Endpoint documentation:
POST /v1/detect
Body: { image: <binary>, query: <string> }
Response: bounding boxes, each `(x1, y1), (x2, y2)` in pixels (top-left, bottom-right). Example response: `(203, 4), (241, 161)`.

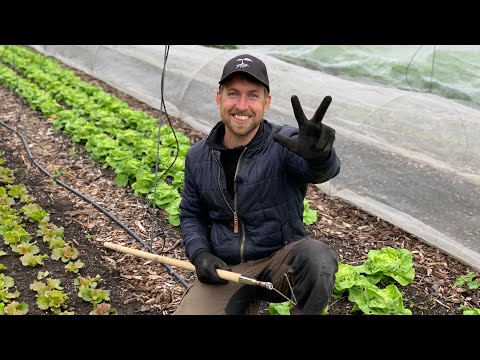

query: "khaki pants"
(174, 238), (338, 315)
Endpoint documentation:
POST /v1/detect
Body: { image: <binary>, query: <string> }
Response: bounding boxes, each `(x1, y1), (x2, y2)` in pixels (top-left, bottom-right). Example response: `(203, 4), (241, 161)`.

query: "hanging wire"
(405, 45), (437, 95)
(146, 45), (181, 252)
(148, 45), (168, 250)
(429, 45), (437, 93)
(405, 45), (423, 92)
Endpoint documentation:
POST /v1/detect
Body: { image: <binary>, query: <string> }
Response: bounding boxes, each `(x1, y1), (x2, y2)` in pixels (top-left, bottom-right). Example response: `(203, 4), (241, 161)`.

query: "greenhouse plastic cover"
(31, 45), (480, 271)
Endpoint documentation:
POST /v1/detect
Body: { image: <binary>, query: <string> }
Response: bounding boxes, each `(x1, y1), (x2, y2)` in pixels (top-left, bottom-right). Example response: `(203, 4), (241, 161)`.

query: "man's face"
(216, 74), (271, 145)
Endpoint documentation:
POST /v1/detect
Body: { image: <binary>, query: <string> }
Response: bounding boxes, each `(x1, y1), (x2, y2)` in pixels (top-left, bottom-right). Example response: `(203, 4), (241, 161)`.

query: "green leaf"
(2, 301), (29, 315)
(302, 199), (317, 225)
(268, 301), (292, 315)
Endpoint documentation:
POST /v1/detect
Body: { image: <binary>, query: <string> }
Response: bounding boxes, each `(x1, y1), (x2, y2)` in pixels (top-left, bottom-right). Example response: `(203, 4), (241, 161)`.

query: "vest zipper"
(234, 149), (247, 262)
(212, 147), (248, 263)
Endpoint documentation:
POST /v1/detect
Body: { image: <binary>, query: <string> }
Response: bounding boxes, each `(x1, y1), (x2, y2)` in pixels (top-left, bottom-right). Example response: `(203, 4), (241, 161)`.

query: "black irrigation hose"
(0, 119), (189, 289)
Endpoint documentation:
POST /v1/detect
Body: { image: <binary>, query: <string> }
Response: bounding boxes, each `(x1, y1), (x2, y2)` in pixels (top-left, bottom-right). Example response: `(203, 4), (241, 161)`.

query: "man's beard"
(224, 115), (260, 138)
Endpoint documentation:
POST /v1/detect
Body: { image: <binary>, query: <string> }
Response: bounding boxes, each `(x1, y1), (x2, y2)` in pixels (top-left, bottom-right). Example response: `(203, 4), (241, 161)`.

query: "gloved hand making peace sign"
(273, 95), (335, 162)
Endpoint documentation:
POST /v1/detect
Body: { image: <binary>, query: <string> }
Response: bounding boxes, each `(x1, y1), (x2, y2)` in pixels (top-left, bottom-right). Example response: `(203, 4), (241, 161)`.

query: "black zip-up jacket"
(180, 120), (341, 266)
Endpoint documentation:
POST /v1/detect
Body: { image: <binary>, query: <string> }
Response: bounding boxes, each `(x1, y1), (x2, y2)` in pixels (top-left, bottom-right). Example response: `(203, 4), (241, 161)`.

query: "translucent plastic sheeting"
(238, 45), (480, 111)
(31, 45), (480, 270)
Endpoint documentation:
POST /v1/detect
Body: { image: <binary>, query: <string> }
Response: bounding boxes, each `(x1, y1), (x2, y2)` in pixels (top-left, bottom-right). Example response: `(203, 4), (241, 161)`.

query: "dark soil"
(1, 50), (479, 316)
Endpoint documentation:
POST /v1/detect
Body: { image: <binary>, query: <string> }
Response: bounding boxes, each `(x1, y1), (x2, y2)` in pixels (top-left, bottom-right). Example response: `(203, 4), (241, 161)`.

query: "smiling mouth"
(233, 114), (250, 121)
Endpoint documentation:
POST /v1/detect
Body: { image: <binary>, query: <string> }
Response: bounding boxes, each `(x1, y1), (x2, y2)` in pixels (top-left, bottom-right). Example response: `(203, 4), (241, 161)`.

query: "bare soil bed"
(1, 56), (479, 316)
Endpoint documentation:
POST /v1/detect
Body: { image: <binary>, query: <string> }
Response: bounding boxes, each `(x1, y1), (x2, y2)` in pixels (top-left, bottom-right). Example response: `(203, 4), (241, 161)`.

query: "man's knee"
(289, 238), (338, 273)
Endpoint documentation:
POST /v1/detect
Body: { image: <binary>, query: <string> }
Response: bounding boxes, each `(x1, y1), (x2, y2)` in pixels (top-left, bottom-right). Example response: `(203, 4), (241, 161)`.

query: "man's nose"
(235, 95), (248, 111)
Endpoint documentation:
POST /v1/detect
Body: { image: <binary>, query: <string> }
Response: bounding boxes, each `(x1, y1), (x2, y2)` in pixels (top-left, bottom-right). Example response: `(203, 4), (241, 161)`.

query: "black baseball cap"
(219, 54), (270, 93)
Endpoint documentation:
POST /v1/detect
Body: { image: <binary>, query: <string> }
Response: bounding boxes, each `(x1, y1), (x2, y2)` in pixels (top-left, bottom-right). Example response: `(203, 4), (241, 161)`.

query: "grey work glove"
(191, 250), (231, 285)
(273, 95), (335, 162)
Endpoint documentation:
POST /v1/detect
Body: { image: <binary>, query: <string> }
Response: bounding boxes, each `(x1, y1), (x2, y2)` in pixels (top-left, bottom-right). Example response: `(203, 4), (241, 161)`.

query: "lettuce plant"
(90, 303), (117, 315)
(0, 301), (29, 315)
(30, 278), (69, 314)
(269, 301), (293, 315)
(303, 199), (317, 225)
(65, 259), (84, 274)
(74, 275), (111, 305)
(51, 245), (79, 263)
(459, 305), (480, 315)
(455, 272), (479, 290)
(20, 253), (48, 267)
(19, 203), (49, 223)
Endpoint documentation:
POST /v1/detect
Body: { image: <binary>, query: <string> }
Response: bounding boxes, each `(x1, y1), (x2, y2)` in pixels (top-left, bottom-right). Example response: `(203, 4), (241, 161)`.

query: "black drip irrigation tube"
(0, 119), (189, 289)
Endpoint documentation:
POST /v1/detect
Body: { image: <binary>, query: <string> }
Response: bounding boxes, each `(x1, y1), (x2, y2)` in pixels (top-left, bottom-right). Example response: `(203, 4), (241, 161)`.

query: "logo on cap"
(236, 58), (253, 68)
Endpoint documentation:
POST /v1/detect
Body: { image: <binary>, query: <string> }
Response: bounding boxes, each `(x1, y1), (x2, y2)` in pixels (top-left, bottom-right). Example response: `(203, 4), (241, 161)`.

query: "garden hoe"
(103, 242), (296, 304)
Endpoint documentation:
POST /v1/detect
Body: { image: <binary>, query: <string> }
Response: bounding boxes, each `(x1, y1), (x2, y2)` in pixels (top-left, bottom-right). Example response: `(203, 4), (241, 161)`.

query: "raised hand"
(273, 95), (335, 161)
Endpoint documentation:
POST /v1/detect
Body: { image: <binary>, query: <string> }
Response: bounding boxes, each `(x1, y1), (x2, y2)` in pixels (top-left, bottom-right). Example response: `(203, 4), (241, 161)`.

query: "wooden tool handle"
(103, 242), (241, 283)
